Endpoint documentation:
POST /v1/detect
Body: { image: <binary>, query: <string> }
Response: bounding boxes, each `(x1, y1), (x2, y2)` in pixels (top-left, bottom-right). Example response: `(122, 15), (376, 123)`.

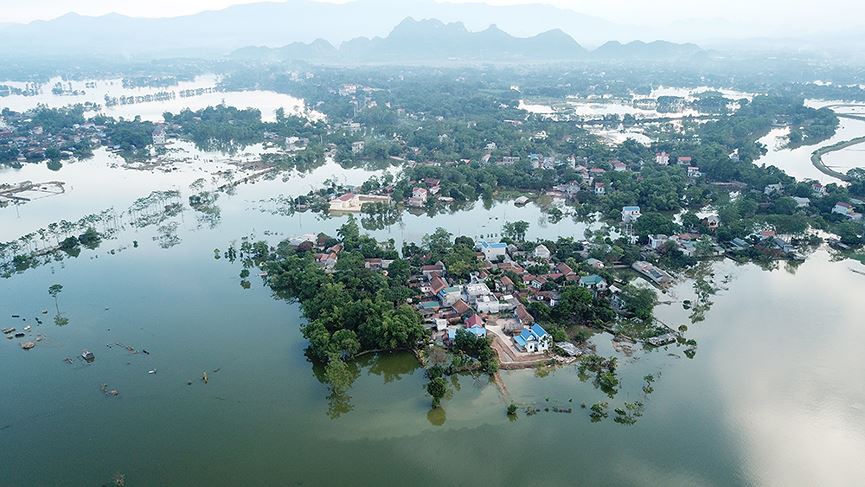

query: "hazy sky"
(1, 0), (863, 31)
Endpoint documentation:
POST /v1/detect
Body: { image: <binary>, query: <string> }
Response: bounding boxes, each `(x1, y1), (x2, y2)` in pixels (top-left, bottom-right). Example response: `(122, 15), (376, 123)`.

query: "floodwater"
(754, 102), (865, 184)
(0, 74), (318, 122)
(2, 87), (865, 486)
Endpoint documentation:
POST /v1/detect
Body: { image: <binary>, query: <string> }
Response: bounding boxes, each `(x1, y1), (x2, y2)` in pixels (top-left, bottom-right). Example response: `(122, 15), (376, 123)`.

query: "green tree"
(502, 220), (529, 242)
(48, 284), (63, 314)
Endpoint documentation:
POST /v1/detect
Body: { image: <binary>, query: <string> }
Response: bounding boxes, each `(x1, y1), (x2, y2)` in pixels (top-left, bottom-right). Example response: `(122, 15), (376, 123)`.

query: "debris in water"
(11, 314), (19, 318)
(202, 371), (208, 384)
(14, 333), (25, 338)
(212, 368), (221, 373)
(63, 358), (73, 365)
(21, 341), (35, 350)
(142, 349), (150, 355)
(147, 369), (157, 374)
(41, 310), (48, 314)
(99, 384), (119, 397)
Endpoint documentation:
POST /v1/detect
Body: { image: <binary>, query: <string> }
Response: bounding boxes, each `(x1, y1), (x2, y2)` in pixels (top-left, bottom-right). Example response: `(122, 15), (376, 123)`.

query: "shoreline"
(810, 135), (865, 182)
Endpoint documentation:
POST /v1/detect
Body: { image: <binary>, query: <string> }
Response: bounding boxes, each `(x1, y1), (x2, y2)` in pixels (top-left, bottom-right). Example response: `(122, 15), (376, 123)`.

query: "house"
(703, 215), (720, 230)
(527, 275), (547, 290)
(832, 202), (863, 220)
(579, 274), (608, 292)
(429, 275), (449, 295)
(465, 314), (484, 328)
(351, 141), (365, 154)
(448, 326), (486, 341)
(533, 244), (551, 260)
(464, 283), (492, 302)
(285, 136), (309, 151)
(687, 166), (701, 178)
(329, 193), (362, 212)
(655, 152), (670, 166)
(438, 286), (463, 306)
(632, 261), (673, 286)
(485, 142), (497, 151)
(594, 182), (606, 195)
(421, 263), (445, 278)
(408, 187), (429, 207)
(677, 156), (692, 165)
(764, 183), (784, 195)
(316, 252), (338, 272)
(152, 126), (166, 146)
(648, 234), (669, 250)
(497, 275), (515, 292)
(621, 206), (642, 223)
(812, 182), (827, 197)
(500, 156), (521, 165)
(514, 304), (534, 327)
(584, 258), (604, 270)
(478, 241), (507, 261)
(612, 160), (627, 172)
(513, 323), (551, 353)
(475, 294), (501, 313)
(555, 262), (574, 276)
(451, 299), (470, 316)
(423, 178), (441, 194)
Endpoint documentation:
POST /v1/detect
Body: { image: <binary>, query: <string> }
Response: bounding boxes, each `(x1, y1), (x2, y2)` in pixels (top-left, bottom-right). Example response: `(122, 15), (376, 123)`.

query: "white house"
(648, 234), (669, 250)
(475, 294), (501, 314)
(687, 166), (701, 178)
(408, 187), (429, 207)
(622, 206), (642, 223)
(152, 127), (167, 146)
(464, 282), (492, 302)
(437, 286), (462, 306)
(585, 258), (604, 269)
(329, 193), (362, 212)
(594, 182), (606, 195)
(478, 242), (507, 261)
(513, 324), (551, 353)
(764, 183), (783, 195)
(533, 244), (551, 260)
(351, 141), (365, 154)
(832, 202), (863, 220)
(655, 152), (670, 165)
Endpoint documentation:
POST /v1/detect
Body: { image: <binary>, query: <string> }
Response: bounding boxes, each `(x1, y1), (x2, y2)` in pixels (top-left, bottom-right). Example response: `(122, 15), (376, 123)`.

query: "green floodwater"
(2, 95), (865, 485)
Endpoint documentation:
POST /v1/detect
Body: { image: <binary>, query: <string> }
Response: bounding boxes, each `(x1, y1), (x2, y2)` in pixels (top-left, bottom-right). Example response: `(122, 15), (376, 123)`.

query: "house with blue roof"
(513, 323), (551, 353)
(448, 327), (487, 341)
(621, 206), (641, 223)
(478, 241), (508, 261)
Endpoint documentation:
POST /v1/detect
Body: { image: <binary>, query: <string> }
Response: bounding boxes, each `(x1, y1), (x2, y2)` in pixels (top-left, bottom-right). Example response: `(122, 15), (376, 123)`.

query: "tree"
(502, 220), (529, 242)
(427, 376), (448, 408)
(48, 284), (63, 314)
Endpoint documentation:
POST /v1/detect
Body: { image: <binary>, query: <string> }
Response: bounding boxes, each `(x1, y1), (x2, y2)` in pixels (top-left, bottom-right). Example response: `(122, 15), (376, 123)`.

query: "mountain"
(231, 19), (709, 64)
(335, 18), (586, 62)
(592, 40), (704, 60)
(0, 0), (624, 57)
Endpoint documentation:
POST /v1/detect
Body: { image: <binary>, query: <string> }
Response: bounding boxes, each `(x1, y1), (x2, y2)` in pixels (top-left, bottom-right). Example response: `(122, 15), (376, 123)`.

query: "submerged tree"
(48, 284), (63, 314)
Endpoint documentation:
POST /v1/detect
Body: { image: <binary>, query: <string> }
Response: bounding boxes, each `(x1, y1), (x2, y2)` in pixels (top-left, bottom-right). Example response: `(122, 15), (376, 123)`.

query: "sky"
(0, 0), (863, 32)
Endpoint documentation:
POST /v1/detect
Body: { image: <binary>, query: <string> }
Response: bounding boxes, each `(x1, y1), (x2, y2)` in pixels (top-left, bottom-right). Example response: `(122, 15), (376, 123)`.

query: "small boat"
(81, 350), (95, 363)
(23, 325), (31, 332)
(1, 327), (15, 334)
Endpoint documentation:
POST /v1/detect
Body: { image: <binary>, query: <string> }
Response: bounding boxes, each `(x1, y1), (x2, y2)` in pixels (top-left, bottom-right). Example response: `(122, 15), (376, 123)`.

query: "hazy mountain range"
(232, 18), (704, 63)
(0, 0), (858, 60)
